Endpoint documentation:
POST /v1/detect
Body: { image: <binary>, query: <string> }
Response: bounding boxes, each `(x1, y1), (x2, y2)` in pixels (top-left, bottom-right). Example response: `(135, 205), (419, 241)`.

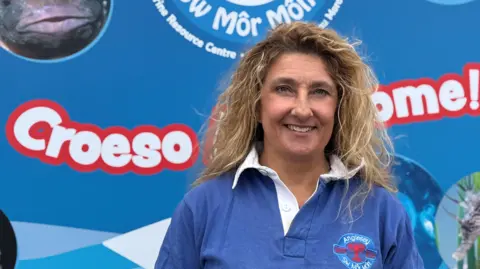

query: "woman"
(155, 21), (425, 268)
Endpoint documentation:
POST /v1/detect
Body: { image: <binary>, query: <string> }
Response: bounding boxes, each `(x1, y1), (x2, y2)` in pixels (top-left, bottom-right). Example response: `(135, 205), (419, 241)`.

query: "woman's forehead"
(262, 53), (336, 89)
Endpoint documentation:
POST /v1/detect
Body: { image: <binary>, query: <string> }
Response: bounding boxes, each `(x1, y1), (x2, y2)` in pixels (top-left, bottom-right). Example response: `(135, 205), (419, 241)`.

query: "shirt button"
(282, 203), (291, 212)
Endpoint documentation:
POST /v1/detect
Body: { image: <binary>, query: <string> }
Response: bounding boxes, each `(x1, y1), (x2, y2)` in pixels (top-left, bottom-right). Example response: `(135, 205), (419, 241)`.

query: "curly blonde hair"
(194, 21), (397, 214)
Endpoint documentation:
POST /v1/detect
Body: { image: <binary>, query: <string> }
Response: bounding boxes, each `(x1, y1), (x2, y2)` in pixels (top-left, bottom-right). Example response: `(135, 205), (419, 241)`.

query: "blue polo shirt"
(154, 149), (425, 269)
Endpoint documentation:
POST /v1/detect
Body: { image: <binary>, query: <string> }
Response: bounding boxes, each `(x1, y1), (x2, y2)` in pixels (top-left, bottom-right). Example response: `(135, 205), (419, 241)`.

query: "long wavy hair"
(194, 21), (397, 217)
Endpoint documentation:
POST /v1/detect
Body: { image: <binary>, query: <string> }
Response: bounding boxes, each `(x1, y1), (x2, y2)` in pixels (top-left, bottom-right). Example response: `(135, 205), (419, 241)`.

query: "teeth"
(287, 125), (313, 132)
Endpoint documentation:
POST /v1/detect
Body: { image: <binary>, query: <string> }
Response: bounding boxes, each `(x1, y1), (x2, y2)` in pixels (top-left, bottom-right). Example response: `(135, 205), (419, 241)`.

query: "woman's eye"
(313, 89), (328, 96)
(276, 86), (291, 93)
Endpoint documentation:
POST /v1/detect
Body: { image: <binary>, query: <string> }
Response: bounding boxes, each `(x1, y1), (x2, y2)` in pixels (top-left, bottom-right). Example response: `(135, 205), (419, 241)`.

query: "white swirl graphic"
(225, 0), (275, 6)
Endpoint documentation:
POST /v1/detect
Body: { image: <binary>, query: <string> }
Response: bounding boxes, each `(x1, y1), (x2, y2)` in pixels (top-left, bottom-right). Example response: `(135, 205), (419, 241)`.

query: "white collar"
(232, 145), (365, 189)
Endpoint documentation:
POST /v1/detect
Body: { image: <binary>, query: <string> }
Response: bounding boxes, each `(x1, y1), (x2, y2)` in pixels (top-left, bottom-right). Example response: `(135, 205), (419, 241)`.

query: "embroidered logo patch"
(333, 233), (377, 269)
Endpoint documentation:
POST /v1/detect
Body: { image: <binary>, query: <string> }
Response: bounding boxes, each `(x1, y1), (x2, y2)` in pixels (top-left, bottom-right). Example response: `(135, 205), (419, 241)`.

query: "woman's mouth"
(285, 124), (316, 133)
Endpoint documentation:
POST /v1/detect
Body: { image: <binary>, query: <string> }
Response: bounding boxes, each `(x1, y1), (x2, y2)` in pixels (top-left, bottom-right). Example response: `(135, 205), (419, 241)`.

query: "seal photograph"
(0, 0), (111, 60)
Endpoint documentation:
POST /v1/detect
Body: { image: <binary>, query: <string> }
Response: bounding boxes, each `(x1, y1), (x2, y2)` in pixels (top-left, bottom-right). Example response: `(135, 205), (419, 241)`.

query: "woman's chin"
(283, 146), (318, 160)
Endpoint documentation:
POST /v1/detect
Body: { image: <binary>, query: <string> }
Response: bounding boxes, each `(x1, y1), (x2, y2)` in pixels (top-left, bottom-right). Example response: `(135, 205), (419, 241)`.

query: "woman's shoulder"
(363, 180), (411, 225)
(181, 172), (236, 212)
(341, 176), (408, 221)
(369, 183), (403, 206)
(363, 182), (425, 267)
(345, 176), (404, 206)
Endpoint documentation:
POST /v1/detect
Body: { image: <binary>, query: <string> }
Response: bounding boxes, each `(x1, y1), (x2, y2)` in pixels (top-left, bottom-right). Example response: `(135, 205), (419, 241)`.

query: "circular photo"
(435, 172), (480, 269)
(0, 0), (112, 62)
(391, 154), (444, 268)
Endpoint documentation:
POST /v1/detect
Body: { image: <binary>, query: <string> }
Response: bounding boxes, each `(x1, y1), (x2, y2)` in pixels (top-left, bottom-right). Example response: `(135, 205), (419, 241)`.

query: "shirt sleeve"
(383, 209), (425, 269)
(154, 199), (201, 269)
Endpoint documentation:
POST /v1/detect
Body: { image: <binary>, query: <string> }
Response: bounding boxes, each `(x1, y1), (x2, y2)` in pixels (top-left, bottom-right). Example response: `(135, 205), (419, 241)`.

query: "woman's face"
(259, 52), (338, 159)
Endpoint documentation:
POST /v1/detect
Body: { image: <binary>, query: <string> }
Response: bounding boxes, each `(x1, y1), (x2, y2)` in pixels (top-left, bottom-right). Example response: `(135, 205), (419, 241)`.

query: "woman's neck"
(259, 147), (330, 206)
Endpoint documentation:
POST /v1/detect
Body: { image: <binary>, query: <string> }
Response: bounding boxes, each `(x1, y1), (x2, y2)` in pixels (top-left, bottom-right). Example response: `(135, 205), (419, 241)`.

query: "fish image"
(0, 0), (110, 60)
(443, 178), (480, 262)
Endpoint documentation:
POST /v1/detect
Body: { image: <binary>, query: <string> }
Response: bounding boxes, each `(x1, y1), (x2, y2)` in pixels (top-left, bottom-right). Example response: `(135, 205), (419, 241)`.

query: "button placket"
(281, 203), (291, 212)
(273, 179), (299, 235)
(258, 166), (301, 235)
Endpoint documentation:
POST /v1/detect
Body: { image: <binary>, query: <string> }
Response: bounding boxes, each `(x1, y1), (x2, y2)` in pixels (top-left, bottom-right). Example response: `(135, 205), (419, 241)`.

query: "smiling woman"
(0, 0), (111, 61)
(154, 21), (426, 269)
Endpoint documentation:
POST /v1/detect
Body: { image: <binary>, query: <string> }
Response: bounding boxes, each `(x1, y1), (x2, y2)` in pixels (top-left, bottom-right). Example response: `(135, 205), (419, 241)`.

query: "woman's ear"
(256, 100), (262, 123)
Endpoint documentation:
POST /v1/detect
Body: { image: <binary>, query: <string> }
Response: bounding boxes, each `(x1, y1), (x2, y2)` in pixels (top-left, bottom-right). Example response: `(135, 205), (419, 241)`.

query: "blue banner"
(1, 0), (479, 268)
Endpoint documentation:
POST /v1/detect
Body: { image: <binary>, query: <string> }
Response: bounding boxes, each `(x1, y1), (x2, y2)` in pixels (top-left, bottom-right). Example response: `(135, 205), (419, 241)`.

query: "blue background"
(1, 0), (479, 268)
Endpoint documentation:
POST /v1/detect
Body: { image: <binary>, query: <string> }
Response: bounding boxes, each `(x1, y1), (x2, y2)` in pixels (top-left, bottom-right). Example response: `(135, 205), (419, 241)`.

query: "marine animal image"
(443, 177), (480, 262)
(0, 0), (110, 60)
(391, 154), (444, 268)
